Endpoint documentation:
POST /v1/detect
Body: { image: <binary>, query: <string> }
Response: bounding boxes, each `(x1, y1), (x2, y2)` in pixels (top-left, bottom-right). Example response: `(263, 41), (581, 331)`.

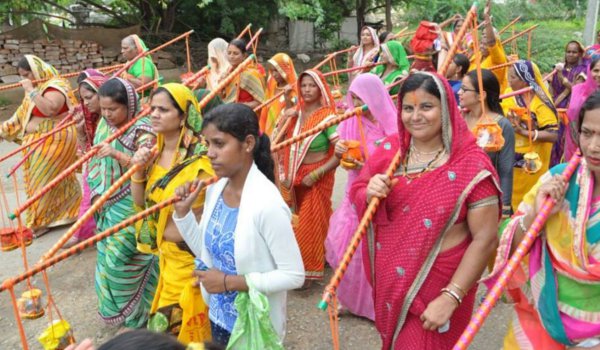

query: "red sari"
(350, 72), (501, 349)
(274, 69), (338, 280)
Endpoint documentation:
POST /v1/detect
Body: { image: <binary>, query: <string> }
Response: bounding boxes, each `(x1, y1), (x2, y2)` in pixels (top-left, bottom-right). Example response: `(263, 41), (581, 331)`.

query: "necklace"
(402, 147), (446, 182)
(409, 143), (444, 163)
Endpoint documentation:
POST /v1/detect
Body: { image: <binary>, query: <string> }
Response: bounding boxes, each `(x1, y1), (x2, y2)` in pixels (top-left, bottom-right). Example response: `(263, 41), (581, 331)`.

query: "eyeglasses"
(459, 87), (478, 93)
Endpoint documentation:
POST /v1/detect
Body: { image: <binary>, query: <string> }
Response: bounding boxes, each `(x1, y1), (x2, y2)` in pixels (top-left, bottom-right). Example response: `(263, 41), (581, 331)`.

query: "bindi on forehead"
(404, 92), (418, 106)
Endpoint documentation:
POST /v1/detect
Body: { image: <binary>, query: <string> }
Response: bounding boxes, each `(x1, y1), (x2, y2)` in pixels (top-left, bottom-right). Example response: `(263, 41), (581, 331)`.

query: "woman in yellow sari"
(259, 53), (298, 137)
(221, 39), (265, 109)
(0, 55), (81, 237)
(502, 60), (558, 209)
(131, 83), (213, 343)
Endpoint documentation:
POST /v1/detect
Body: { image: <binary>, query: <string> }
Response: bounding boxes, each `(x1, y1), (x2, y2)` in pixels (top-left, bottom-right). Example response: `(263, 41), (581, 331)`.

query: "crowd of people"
(2, 1), (600, 348)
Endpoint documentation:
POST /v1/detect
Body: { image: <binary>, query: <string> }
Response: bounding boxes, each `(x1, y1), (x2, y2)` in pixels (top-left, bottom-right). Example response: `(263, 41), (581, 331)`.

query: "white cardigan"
(173, 163), (305, 339)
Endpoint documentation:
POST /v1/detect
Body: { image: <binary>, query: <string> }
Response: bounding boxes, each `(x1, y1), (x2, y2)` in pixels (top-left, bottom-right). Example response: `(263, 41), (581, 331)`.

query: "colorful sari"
(125, 34), (159, 97)
(273, 69), (339, 280)
(566, 64), (599, 161)
(486, 160), (600, 349)
(0, 55), (81, 230)
(325, 73), (398, 320)
(222, 61), (265, 104)
(260, 53), (298, 136)
(88, 78), (158, 328)
(371, 41), (409, 96)
(207, 38), (230, 90)
(501, 60), (558, 210)
(135, 84), (213, 343)
(349, 72), (501, 349)
(71, 74), (108, 242)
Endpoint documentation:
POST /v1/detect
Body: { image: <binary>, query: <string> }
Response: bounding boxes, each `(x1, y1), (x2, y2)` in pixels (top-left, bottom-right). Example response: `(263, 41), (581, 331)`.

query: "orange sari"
(260, 53), (298, 136)
(274, 69), (338, 280)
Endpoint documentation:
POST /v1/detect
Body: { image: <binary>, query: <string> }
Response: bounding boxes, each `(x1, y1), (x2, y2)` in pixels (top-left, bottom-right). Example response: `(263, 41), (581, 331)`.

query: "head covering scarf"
(207, 38), (230, 89)
(298, 69), (336, 110)
(155, 83), (204, 161)
(260, 53), (298, 135)
(372, 41), (410, 94)
(81, 68), (104, 79)
(126, 34), (149, 54)
(113, 77), (139, 121)
(1, 55), (75, 141)
(513, 60), (556, 113)
(79, 74), (108, 148)
(550, 41), (586, 108)
(349, 73), (500, 349)
(339, 73), (398, 144)
(353, 26), (381, 67)
(566, 59), (600, 159)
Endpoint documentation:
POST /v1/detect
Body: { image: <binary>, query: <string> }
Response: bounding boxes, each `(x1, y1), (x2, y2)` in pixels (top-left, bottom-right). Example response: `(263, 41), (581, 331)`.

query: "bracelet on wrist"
(223, 274), (229, 293)
(440, 290), (460, 307)
(448, 281), (466, 297)
(131, 176), (147, 184)
(440, 287), (462, 305)
(29, 89), (39, 100)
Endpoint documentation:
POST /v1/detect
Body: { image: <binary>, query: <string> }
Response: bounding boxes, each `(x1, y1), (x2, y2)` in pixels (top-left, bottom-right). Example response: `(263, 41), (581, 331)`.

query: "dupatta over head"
(353, 26), (381, 66)
(260, 53), (298, 135)
(207, 38), (230, 89)
(513, 60), (556, 114)
(350, 72), (500, 349)
(566, 61), (599, 159)
(79, 74), (108, 149)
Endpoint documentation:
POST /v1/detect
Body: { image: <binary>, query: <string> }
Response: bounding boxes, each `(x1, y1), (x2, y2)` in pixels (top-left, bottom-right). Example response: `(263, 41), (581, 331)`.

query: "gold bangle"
(449, 282), (467, 296)
(440, 290), (460, 307)
(131, 176), (147, 184)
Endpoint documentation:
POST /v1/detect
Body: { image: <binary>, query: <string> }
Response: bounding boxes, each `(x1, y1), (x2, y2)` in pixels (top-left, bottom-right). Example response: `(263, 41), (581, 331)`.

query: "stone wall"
(0, 35), (121, 83)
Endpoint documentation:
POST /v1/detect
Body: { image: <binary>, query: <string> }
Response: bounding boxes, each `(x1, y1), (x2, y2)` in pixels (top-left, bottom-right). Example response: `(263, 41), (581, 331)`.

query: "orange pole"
(39, 149), (157, 261)
(322, 62), (384, 77)
(499, 69), (557, 99)
(501, 24), (539, 46)
(0, 63), (124, 92)
(245, 28), (263, 51)
(489, 60), (517, 71)
(439, 3), (477, 76)
(111, 30), (194, 78)
(1, 176), (219, 294)
(197, 54), (256, 110)
(498, 16), (522, 35)
(236, 24), (252, 39)
(314, 46), (358, 70)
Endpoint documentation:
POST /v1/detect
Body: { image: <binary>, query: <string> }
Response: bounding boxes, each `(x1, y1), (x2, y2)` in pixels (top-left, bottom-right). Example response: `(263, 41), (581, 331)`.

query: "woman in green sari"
(88, 77), (158, 329)
(371, 41), (410, 95)
(121, 34), (159, 97)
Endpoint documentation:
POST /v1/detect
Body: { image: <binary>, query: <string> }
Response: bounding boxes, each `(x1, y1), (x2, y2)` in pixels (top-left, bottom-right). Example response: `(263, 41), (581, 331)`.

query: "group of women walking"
(3, 4), (600, 348)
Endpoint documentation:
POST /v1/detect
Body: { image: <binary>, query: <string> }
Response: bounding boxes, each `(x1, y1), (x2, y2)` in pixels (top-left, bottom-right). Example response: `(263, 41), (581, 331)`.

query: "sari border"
(390, 169), (494, 347)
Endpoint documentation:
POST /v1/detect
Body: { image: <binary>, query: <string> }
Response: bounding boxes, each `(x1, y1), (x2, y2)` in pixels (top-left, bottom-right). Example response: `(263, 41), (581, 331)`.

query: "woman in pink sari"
(565, 56), (600, 161)
(350, 72), (501, 349)
(325, 73), (398, 320)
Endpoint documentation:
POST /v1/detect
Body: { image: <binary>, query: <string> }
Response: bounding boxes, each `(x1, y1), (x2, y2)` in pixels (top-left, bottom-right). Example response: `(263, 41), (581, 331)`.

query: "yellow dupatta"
(0, 55), (75, 142)
(222, 62), (265, 103)
(260, 53), (298, 136)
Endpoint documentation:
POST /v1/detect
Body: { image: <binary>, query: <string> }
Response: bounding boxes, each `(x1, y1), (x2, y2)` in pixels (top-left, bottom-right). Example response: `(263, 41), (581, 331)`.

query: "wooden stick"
(271, 106), (367, 152)
(318, 145), (404, 310)
(236, 23), (252, 39)
(322, 62), (384, 77)
(5, 120), (76, 178)
(498, 16), (522, 35)
(38, 148), (157, 261)
(9, 105), (151, 220)
(1, 177), (219, 294)
(0, 63), (124, 92)
(0, 114), (74, 164)
(313, 47), (358, 70)
(501, 24), (539, 46)
(111, 30), (194, 78)
(453, 151), (582, 350)
(439, 3), (478, 76)
(245, 28), (263, 51)
(197, 54), (255, 110)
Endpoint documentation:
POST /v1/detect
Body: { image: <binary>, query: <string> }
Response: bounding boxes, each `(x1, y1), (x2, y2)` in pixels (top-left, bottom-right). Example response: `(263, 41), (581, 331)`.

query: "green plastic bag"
(226, 281), (284, 350)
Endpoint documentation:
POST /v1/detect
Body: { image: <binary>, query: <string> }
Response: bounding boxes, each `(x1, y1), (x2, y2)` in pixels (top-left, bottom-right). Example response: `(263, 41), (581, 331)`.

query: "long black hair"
(202, 103), (275, 182)
(465, 69), (504, 116)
